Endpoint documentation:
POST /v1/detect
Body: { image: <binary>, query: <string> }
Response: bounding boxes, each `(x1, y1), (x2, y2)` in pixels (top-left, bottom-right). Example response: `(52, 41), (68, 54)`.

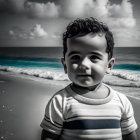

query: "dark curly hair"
(63, 17), (114, 60)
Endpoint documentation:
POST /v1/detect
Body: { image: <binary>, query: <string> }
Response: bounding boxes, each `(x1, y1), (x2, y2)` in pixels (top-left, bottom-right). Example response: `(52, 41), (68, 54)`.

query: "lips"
(77, 74), (92, 77)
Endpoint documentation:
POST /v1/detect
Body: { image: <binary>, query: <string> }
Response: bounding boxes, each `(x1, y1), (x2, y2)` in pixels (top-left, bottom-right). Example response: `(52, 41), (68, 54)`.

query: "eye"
(70, 55), (80, 61)
(90, 55), (100, 62)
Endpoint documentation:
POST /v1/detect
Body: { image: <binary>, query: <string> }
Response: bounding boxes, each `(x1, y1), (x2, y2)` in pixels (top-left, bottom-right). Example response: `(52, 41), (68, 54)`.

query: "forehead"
(67, 33), (107, 53)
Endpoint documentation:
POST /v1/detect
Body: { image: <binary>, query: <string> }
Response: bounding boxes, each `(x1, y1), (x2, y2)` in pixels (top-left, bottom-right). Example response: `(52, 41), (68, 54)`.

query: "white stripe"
(65, 116), (120, 122)
(66, 109), (121, 119)
(121, 123), (138, 134)
(63, 128), (121, 135)
(66, 101), (123, 110)
(61, 129), (122, 139)
(121, 117), (134, 127)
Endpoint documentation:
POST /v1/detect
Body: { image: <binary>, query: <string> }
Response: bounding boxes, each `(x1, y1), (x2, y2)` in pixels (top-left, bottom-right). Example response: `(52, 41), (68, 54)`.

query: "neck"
(71, 82), (102, 94)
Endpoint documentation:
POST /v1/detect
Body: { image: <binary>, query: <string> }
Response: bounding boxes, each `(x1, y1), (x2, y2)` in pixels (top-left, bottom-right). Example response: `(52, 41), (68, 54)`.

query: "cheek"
(67, 63), (78, 80)
(68, 62), (78, 70)
(91, 63), (107, 75)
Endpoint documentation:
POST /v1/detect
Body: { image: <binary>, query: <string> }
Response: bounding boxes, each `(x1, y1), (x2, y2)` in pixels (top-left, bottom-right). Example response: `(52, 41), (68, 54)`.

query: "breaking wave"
(0, 66), (140, 88)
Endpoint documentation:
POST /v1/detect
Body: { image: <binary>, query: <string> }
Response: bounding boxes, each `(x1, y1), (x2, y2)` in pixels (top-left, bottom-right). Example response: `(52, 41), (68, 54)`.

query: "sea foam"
(111, 70), (140, 82)
(0, 66), (68, 81)
(0, 66), (140, 88)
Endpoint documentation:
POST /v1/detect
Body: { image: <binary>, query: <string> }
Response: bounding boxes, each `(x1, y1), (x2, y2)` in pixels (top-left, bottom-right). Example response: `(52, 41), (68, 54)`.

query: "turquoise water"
(0, 56), (62, 68)
(0, 56), (140, 71)
(114, 64), (140, 71)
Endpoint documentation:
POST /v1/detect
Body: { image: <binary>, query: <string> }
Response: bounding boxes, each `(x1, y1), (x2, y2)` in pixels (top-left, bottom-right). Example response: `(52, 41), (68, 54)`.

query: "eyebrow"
(68, 51), (80, 57)
(68, 51), (103, 57)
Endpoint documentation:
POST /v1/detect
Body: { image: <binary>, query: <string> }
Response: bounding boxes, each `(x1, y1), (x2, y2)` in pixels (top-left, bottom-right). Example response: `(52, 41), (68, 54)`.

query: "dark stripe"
(63, 119), (120, 129)
(45, 115), (62, 126)
(44, 118), (62, 128)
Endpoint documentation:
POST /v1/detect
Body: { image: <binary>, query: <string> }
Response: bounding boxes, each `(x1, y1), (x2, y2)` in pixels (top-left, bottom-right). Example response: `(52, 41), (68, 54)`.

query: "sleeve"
(120, 95), (138, 135)
(40, 94), (64, 135)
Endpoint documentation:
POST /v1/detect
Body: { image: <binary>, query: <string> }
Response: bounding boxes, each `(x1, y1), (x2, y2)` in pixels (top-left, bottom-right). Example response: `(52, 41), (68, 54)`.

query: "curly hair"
(63, 17), (114, 60)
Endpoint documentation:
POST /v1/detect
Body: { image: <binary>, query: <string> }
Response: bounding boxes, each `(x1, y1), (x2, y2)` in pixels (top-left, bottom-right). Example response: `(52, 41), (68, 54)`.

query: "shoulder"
(108, 86), (133, 112)
(48, 84), (72, 107)
(104, 84), (127, 100)
(45, 85), (73, 116)
(48, 88), (66, 106)
(106, 84), (129, 101)
(51, 84), (71, 100)
(113, 90), (131, 105)
(105, 84), (131, 106)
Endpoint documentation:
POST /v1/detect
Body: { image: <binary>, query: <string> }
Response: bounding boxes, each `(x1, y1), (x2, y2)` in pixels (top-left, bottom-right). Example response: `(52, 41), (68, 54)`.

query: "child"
(40, 18), (138, 140)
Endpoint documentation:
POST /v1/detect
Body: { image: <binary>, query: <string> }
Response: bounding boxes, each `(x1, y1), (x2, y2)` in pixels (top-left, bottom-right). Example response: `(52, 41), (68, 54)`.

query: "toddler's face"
(62, 33), (114, 88)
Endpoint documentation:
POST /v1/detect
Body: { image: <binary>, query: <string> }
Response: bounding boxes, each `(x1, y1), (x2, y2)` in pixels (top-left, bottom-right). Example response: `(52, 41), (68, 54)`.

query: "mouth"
(77, 74), (92, 77)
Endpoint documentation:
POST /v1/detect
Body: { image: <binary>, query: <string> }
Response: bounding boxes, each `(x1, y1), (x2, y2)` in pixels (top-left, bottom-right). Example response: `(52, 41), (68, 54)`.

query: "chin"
(76, 81), (96, 88)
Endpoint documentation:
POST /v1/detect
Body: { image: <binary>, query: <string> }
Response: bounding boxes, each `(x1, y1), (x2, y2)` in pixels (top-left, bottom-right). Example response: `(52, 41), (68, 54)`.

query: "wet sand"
(0, 71), (139, 139)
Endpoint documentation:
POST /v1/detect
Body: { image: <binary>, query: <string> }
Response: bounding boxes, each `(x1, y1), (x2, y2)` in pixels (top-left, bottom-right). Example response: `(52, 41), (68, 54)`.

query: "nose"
(79, 57), (90, 70)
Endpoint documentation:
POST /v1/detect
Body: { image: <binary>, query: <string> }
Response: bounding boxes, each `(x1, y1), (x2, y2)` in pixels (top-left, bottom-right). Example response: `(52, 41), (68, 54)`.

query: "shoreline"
(1, 70), (140, 98)
(0, 70), (70, 87)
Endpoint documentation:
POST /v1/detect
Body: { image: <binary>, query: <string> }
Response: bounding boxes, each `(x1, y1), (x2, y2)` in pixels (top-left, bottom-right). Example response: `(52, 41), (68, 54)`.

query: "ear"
(61, 58), (67, 73)
(106, 58), (115, 74)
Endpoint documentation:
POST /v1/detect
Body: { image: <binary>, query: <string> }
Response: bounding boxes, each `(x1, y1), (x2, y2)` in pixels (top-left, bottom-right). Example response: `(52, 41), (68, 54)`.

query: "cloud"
(24, 1), (60, 18)
(112, 27), (140, 46)
(0, 0), (137, 29)
(59, 0), (92, 18)
(29, 24), (48, 39)
(0, 0), (136, 28)
(59, 0), (135, 28)
(51, 32), (61, 39)
(0, 0), (59, 18)
(9, 26), (28, 39)
(9, 24), (48, 39)
(108, 0), (136, 27)
(59, 0), (110, 19)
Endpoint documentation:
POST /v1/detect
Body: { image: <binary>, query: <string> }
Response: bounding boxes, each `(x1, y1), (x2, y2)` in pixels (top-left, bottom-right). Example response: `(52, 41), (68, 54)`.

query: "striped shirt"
(40, 84), (138, 140)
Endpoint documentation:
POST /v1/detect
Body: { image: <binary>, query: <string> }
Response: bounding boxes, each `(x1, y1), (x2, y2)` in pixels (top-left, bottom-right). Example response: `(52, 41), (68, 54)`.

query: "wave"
(0, 66), (140, 88)
(103, 81), (140, 88)
(0, 66), (68, 81)
(111, 70), (140, 82)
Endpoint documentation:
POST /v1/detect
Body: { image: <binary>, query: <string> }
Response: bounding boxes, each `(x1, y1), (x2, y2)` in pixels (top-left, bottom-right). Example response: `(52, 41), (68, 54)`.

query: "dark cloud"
(0, 0), (25, 14)
(27, 0), (59, 4)
(27, 0), (60, 4)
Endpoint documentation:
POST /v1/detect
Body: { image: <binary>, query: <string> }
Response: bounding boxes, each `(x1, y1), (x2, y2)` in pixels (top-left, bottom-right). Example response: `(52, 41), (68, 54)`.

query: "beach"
(0, 71), (68, 140)
(0, 71), (140, 140)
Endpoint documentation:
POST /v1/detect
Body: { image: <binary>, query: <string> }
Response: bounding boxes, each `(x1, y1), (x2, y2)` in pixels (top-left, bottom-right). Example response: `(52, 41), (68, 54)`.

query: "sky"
(0, 0), (140, 47)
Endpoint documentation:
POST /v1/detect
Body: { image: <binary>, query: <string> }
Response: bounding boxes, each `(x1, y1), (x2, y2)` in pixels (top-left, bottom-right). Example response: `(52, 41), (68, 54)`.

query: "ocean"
(0, 47), (140, 89)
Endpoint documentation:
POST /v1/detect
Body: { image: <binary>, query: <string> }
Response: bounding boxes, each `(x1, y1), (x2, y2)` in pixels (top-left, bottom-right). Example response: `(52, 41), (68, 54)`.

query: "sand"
(0, 71), (139, 140)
